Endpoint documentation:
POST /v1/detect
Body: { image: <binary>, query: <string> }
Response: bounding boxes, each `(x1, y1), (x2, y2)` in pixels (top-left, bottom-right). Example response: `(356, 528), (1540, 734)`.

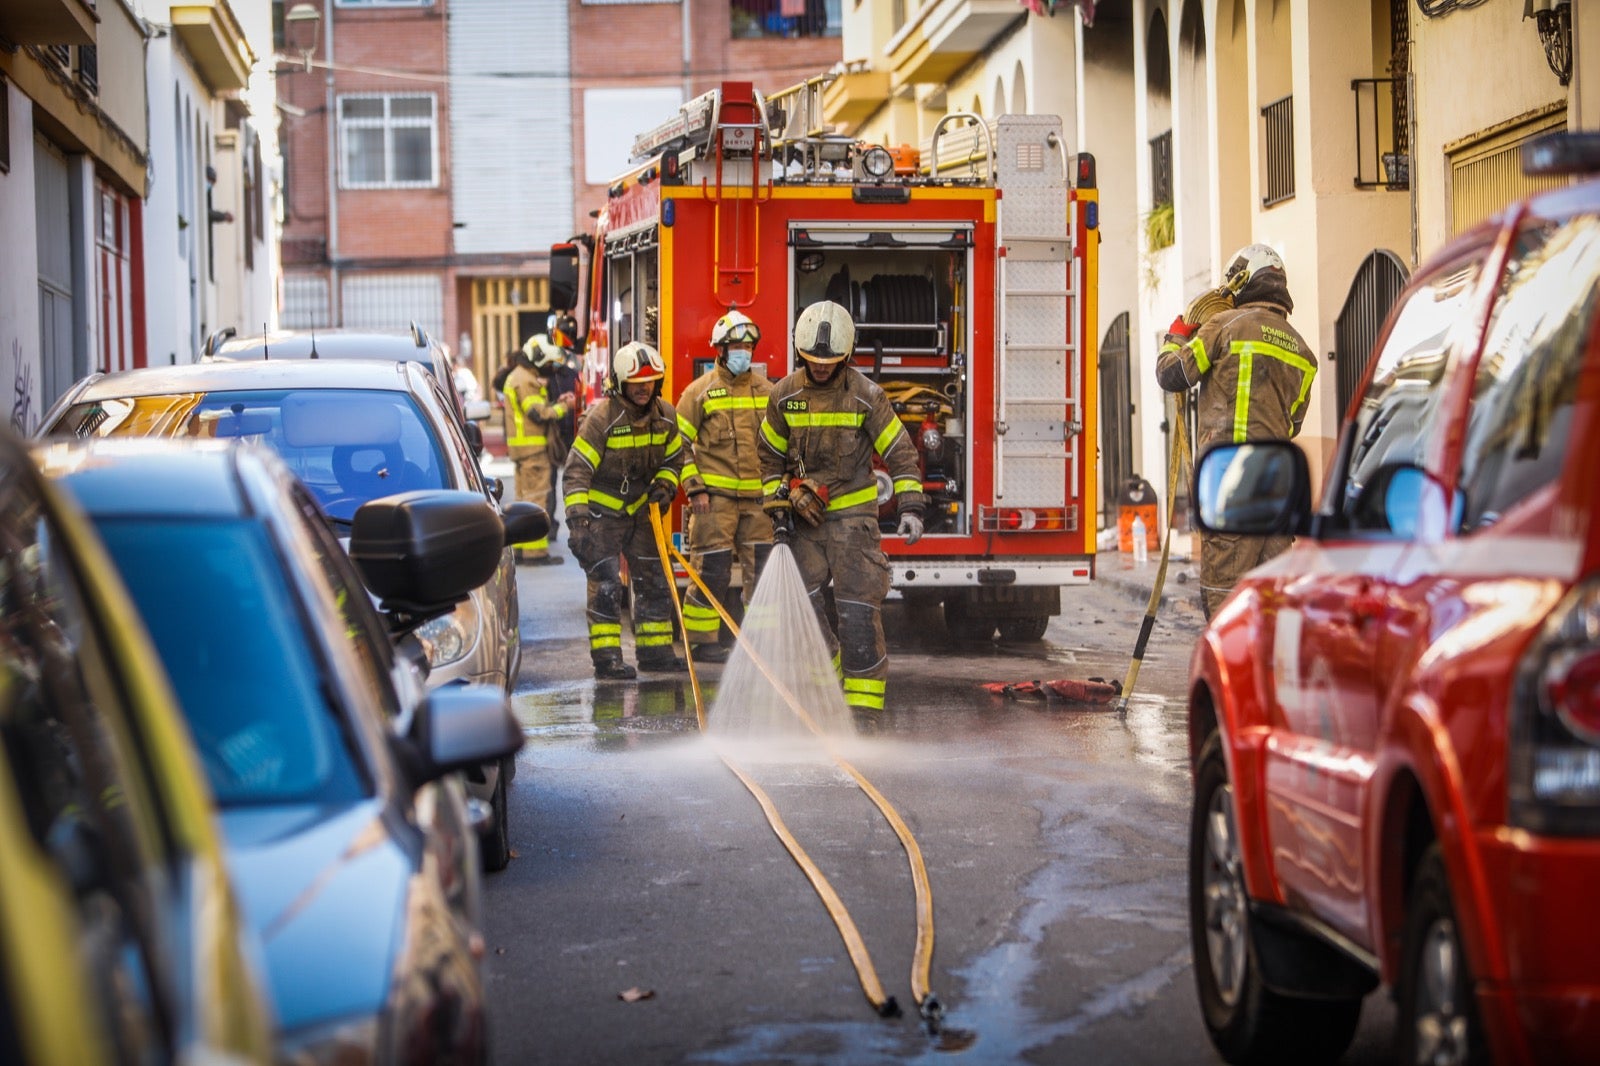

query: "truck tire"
(942, 598), (995, 643)
(1189, 732), (1361, 1064)
(480, 757), (512, 873)
(997, 615), (1049, 643)
(1397, 844), (1486, 1066)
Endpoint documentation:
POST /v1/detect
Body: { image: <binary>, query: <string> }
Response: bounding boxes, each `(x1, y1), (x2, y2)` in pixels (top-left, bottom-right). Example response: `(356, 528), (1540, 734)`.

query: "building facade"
(817, 0), (1594, 528)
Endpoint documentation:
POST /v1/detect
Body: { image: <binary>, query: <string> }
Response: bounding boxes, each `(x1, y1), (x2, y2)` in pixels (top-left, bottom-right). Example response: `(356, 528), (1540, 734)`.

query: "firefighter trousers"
(789, 515), (892, 712)
(683, 495), (770, 646)
(510, 449), (554, 556)
(1198, 530), (1292, 620)
(572, 510), (677, 669)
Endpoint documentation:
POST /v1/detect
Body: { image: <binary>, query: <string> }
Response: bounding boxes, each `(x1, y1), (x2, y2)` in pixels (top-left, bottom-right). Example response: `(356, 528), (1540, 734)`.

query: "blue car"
(38, 437), (528, 1065)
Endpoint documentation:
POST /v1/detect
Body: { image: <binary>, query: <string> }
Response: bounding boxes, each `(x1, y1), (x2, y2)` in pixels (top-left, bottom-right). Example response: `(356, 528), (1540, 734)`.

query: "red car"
(1185, 135), (1600, 1066)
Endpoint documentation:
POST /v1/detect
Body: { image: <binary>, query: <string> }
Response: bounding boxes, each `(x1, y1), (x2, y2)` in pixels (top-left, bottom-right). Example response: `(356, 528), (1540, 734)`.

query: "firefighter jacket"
(562, 394), (684, 519)
(676, 363), (772, 501)
(1155, 299), (1318, 454)
(759, 365), (926, 520)
(503, 364), (569, 459)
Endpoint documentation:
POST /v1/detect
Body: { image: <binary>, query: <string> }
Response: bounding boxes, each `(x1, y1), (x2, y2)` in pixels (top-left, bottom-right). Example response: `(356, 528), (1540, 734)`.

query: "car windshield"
(53, 388), (449, 521)
(92, 516), (367, 807)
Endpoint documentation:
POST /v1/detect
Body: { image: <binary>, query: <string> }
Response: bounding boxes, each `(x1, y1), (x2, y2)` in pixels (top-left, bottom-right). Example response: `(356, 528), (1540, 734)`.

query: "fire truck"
(550, 78), (1099, 642)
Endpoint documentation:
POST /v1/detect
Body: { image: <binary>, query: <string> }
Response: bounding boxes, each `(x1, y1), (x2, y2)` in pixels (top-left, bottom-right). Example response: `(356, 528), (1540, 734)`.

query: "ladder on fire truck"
(930, 114), (1083, 522)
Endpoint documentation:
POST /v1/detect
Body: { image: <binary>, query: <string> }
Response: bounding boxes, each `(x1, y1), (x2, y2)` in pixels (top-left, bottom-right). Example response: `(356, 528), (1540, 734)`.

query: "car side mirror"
(1193, 441), (1311, 536)
(462, 399), (492, 424)
(349, 491), (504, 611)
(400, 683), (523, 787)
(501, 501), (549, 547)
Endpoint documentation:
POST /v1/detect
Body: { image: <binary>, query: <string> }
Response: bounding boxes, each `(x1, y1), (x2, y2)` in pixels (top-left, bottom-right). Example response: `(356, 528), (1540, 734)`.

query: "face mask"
(724, 349), (753, 375)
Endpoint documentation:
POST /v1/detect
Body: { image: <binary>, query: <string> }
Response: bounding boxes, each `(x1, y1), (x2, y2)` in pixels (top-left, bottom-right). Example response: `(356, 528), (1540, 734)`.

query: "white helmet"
(793, 300), (855, 364)
(609, 340), (665, 394)
(523, 333), (565, 369)
(1222, 243), (1286, 295)
(710, 310), (761, 349)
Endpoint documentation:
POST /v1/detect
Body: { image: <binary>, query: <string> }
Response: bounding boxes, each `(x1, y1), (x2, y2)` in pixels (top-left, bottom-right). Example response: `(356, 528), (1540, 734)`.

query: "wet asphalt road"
(484, 546), (1396, 1065)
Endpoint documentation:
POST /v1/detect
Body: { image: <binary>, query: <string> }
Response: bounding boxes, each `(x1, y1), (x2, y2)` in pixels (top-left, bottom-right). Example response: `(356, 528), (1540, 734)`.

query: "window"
(730, 0), (841, 39)
(1455, 213), (1600, 532)
(339, 94), (438, 188)
(1331, 249), (1486, 534)
(336, 0), (433, 6)
(1, 76), (9, 173)
(1260, 94), (1294, 207)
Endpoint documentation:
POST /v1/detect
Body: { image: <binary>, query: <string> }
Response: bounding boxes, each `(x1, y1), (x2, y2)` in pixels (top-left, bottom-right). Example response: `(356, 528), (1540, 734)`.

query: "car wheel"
(1189, 733), (1361, 1064)
(480, 758), (511, 873)
(1397, 844), (1486, 1066)
(997, 615), (1049, 643)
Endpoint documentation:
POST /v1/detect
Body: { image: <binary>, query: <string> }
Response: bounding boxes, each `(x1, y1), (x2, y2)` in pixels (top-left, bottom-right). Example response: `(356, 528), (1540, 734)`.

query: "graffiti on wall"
(9, 338), (34, 435)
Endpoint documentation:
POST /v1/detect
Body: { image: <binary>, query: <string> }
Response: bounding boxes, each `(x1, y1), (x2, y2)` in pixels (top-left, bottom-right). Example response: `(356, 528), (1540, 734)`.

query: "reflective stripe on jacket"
(562, 395), (684, 517)
(758, 365), (925, 518)
(676, 364), (772, 500)
(504, 365), (567, 454)
(1155, 300), (1318, 453)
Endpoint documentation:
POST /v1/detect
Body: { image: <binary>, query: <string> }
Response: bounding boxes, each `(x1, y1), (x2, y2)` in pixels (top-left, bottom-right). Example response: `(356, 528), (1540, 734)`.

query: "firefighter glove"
(1166, 314), (1197, 340)
(566, 514), (592, 557)
(896, 509), (924, 546)
(647, 478), (678, 509)
(789, 477), (828, 527)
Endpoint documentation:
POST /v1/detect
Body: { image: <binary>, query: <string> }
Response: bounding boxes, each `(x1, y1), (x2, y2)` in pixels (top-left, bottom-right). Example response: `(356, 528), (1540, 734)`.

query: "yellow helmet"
(793, 300), (855, 364)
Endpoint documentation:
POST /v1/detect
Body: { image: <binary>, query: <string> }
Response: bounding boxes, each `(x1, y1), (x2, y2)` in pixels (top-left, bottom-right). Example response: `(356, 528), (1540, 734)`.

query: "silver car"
(38, 437), (525, 1064)
(40, 359), (539, 869)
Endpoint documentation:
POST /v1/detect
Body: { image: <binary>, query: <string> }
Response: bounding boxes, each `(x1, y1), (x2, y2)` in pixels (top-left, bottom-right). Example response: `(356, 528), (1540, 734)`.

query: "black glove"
(769, 504), (795, 545)
(647, 479), (677, 509)
(566, 514), (592, 557)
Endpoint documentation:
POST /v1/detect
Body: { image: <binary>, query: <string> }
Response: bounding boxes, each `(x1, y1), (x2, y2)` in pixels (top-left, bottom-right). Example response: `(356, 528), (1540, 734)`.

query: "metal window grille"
(1149, 130), (1172, 208)
(730, 0), (842, 40)
(338, 94), (438, 189)
(45, 45), (71, 68)
(1352, 78), (1407, 189)
(77, 46), (98, 94)
(0, 77), (9, 174)
(1260, 94), (1294, 207)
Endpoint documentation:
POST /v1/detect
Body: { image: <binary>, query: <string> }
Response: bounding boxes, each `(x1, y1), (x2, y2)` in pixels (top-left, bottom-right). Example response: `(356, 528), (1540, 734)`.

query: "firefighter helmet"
(523, 333), (565, 369)
(1222, 243), (1286, 296)
(710, 310), (761, 349)
(608, 341), (665, 394)
(793, 300), (855, 364)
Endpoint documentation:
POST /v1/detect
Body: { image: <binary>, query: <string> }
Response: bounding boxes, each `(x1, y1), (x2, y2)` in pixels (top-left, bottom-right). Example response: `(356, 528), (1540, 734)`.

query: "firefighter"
(504, 334), (576, 565)
(675, 311), (774, 664)
(759, 300), (925, 714)
(563, 341), (687, 680)
(1157, 242), (1318, 619)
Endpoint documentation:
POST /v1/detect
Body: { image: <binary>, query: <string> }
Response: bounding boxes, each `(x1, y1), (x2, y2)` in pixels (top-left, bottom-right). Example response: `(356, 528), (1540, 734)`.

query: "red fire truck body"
(560, 79), (1099, 640)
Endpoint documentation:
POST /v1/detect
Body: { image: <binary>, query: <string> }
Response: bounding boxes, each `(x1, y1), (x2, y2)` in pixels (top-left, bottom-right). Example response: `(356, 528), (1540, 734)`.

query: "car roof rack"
(409, 322), (430, 348)
(1522, 131), (1600, 176)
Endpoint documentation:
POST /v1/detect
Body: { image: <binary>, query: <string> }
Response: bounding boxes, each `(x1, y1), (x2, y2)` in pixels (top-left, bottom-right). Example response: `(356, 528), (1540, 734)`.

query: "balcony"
(821, 64), (892, 129)
(884, 0), (1021, 90)
(0, 0), (96, 45)
(172, 1), (256, 93)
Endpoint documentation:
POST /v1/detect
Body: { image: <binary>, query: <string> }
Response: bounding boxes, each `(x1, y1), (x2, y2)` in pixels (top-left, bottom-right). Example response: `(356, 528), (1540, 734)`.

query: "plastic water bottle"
(1131, 515), (1149, 566)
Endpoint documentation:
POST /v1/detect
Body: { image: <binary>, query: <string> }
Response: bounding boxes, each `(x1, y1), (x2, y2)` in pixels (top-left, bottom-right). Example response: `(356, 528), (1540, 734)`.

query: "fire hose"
(1115, 389), (1191, 715)
(647, 505), (942, 1028)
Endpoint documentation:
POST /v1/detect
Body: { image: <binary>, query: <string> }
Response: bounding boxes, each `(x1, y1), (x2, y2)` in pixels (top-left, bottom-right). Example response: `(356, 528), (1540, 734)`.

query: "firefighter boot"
(594, 654), (638, 681)
(692, 642), (731, 664)
(637, 651), (687, 673)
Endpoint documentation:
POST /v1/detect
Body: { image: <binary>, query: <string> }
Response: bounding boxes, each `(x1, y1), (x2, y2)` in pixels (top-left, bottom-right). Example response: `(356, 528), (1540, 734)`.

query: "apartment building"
(816, 0), (1594, 527)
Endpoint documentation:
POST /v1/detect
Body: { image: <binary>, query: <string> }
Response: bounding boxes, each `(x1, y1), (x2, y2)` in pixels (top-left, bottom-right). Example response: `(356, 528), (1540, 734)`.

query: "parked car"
(38, 436), (526, 1064)
(39, 359), (545, 869)
(202, 323), (492, 433)
(1184, 138), (1600, 1065)
(0, 424), (275, 1065)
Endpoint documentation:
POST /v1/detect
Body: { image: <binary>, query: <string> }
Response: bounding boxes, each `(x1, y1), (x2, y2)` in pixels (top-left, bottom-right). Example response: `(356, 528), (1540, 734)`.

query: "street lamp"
(285, 3), (321, 73)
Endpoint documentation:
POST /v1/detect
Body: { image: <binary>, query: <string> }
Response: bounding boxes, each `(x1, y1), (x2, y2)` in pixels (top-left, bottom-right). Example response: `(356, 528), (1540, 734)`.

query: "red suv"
(1185, 135), (1600, 1066)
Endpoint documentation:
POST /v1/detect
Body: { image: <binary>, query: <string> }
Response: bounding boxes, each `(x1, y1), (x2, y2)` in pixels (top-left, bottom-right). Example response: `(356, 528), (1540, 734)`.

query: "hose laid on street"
(1116, 391), (1191, 715)
(648, 505), (940, 1022)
